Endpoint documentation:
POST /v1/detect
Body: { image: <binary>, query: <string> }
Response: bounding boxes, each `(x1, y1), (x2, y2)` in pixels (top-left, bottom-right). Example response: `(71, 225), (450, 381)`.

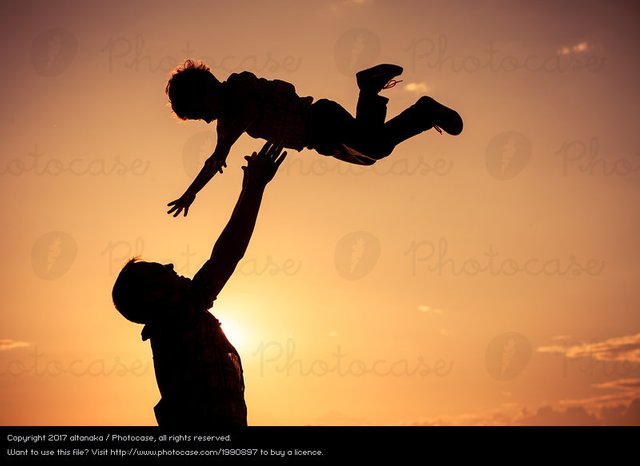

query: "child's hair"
(165, 59), (220, 120)
(112, 257), (153, 324)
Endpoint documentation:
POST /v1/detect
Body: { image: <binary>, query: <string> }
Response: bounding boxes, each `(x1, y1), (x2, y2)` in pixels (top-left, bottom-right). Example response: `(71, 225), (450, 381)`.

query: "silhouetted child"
(165, 59), (463, 216)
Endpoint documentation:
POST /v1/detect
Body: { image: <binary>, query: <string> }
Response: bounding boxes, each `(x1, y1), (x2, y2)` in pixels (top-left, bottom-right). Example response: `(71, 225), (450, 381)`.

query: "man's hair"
(165, 59), (219, 120)
(112, 257), (153, 324)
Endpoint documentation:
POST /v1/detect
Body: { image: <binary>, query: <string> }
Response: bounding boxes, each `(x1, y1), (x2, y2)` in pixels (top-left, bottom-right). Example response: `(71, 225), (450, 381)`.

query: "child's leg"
(379, 97), (463, 158)
(348, 64), (405, 156)
(308, 96), (462, 162)
(306, 65), (405, 163)
(354, 64), (403, 130)
(355, 93), (388, 134)
(353, 64), (463, 160)
(308, 99), (395, 161)
(309, 96), (391, 165)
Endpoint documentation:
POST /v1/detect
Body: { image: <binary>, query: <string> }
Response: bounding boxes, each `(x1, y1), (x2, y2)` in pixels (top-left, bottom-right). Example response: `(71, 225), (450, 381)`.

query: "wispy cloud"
(537, 332), (640, 363)
(403, 375), (640, 426)
(417, 304), (443, 314)
(404, 82), (431, 95)
(0, 339), (31, 351)
(594, 377), (640, 391)
(329, 0), (369, 13)
(407, 396), (640, 426)
(557, 41), (590, 56)
(557, 377), (640, 412)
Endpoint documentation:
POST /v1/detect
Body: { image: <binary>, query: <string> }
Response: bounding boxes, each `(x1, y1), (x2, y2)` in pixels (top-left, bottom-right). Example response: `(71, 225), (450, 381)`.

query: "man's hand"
(197, 141), (287, 301)
(241, 141), (287, 189)
(167, 191), (196, 217)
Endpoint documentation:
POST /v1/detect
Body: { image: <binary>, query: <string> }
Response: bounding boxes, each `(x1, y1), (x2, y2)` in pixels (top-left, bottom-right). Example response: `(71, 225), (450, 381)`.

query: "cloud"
(418, 304), (443, 314)
(517, 396), (640, 425)
(407, 398), (640, 426)
(405, 377), (640, 426)
(537, 332), (640, 363)
(557, 41), (590, 56)
(0, 339), (31, 351)
(555, 391), (640, 426)
(515, 405), (600, 426)
(329, 0), (368, 12)
(556, 377), (640, 413)
(404, 82), (431, 95)
(594, 377), (640, 391)
(405, 335), (640, 426)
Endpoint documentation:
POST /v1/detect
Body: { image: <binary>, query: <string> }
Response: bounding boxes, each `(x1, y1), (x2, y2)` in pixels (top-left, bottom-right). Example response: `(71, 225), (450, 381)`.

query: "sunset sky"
(1, 0), (639, 426)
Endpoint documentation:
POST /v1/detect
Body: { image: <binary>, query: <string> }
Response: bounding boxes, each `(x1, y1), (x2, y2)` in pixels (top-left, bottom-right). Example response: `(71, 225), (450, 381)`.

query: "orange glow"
(1, 1), (639, 426)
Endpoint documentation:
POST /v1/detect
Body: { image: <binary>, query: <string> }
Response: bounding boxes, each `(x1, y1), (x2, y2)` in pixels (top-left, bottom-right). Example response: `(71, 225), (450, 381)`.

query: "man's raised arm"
(192, 141), (287, 303)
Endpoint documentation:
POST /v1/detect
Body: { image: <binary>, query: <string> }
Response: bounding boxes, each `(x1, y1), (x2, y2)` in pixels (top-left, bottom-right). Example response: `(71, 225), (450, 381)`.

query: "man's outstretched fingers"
(258, 141), (273, 157)
(275, 151), (287, 167)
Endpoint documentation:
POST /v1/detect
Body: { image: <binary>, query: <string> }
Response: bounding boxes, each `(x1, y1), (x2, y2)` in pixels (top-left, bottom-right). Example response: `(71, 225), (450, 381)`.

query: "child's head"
(165, 59), (221, 121)
(112, 257), (187, 324)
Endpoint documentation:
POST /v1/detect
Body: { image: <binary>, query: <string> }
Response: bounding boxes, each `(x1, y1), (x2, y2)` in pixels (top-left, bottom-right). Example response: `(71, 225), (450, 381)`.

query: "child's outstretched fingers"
(166, 192), (195, 217)
(167, 200), (184, 217)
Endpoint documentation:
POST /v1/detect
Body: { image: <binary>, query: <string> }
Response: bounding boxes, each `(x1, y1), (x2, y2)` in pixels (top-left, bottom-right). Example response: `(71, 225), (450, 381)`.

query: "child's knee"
(367, 142), (394, 159)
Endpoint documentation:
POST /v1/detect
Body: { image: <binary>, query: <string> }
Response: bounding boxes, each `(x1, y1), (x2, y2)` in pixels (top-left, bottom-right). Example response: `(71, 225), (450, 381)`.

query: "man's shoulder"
(191, 259), (223, 310)
(141, 292), (214, 342)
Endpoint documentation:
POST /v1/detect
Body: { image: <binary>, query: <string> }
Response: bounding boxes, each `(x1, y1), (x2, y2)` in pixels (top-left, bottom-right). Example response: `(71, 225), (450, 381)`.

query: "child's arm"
(167, 109), (254, 217)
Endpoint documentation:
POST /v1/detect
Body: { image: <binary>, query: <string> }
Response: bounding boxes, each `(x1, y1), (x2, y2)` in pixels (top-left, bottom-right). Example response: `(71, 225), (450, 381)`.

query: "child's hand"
(205, 156), (227, 174)
(167, 192), (196, 217)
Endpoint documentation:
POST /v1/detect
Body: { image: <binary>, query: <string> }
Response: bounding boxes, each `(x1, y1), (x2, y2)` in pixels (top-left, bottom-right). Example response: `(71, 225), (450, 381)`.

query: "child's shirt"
(218, 71), (314, 151)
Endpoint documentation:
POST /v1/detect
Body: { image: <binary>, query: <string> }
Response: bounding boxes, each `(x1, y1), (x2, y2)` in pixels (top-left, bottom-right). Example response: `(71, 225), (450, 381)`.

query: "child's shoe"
(356, 64), (403, 94)
(418, 96), (463, 135)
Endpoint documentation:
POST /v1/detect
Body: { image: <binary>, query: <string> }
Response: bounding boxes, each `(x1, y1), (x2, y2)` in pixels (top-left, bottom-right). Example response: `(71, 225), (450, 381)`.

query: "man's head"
(165, 59), (221, 122)
(112, 258), (189, 324)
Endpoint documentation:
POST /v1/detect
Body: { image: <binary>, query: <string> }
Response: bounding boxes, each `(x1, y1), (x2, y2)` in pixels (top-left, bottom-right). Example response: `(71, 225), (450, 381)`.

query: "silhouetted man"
(112, 142), (286, 427)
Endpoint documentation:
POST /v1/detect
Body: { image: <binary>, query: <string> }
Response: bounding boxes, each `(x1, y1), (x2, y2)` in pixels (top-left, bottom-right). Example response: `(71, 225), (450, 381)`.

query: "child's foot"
(418, 96), (463, 136)
(356, 64), (403, 94)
